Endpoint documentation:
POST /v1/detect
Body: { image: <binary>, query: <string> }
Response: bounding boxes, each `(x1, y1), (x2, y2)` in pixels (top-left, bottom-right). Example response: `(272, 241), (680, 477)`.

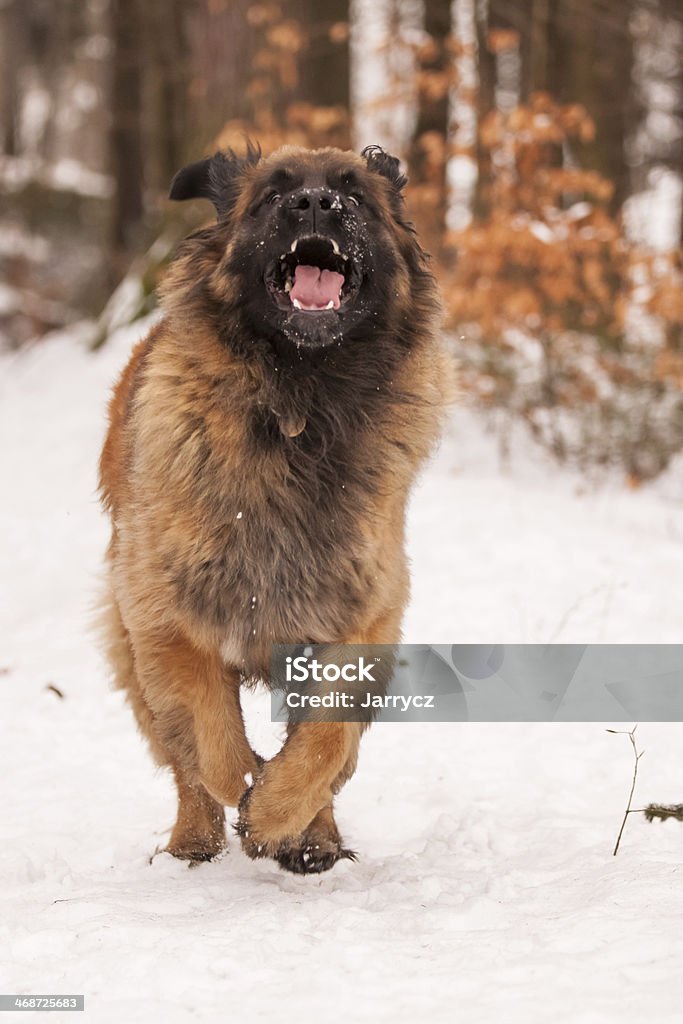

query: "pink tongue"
(290, 265), (344, 311)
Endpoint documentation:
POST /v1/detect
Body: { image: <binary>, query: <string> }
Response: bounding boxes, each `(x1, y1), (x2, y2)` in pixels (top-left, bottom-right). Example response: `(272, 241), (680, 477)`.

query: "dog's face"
(169, 145), (421, 350)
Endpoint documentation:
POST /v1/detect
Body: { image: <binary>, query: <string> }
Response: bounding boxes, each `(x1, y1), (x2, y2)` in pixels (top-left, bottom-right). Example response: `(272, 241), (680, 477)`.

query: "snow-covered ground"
(2, 320), (683, 1023)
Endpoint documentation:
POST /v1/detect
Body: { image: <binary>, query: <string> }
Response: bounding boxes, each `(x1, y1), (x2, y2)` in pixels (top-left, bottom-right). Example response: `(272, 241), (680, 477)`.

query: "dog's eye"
(267, 192), (281, 205)
(348, 194), (363, 207)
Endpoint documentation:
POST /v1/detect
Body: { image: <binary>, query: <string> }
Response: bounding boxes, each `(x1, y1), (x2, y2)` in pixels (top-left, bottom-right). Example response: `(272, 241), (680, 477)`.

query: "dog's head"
(168, 144), (431, 351)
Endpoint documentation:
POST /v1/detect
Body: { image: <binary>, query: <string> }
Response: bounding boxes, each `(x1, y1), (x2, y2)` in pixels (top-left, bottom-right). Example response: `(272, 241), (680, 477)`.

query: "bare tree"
(448, 0), (479, 231)
(350, 0), (421, 156)
(299, 0), (350, 111)
(0, 0), (23, 155)
(546, 0), (637, 209)
(144, 2), (193, 192)
(109, 0), (144, 272)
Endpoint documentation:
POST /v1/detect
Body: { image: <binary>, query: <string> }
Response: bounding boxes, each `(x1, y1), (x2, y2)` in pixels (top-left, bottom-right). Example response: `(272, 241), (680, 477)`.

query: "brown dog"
(99, 144), (449, 873)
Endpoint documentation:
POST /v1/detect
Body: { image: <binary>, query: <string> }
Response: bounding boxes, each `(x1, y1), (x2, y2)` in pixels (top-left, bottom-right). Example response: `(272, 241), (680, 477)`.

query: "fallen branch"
(608, 725), (644, 856)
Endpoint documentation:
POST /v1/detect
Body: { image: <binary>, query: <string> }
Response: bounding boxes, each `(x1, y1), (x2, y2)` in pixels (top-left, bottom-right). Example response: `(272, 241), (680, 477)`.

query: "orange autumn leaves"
(438, 94), (627, 342)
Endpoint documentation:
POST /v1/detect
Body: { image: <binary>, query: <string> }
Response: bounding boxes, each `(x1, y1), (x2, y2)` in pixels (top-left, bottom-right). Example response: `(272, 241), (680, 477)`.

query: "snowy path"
(1, 321), (683, 1023)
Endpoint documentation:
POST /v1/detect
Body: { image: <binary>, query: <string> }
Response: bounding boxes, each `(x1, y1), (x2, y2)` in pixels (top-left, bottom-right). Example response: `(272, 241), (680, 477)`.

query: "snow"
(0, 154), (113, 200)
(2, 320), (683, 1023)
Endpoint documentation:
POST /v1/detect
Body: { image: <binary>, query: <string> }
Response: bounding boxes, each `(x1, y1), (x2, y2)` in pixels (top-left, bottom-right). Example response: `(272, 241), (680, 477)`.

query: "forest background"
(1, 0), (682, 479)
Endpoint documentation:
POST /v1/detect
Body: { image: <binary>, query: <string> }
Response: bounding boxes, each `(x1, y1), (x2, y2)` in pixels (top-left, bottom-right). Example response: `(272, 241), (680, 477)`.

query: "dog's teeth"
(331, 240), (340, 255)
(293, 298), (302, 309)
(326, 300), (334, 309)
(290, 240), (298, 252)
(341, 254), (348, 261)
(284, 281), (291, 293)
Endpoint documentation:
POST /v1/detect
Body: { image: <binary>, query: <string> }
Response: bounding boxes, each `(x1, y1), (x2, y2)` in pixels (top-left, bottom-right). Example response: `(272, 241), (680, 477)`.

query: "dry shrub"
(415, 93), (683, 481)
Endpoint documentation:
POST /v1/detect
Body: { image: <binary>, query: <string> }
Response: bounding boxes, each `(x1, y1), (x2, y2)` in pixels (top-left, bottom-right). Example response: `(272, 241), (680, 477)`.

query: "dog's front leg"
(237, 609), (400, 873)
(236, 720), (363, 872)
(131, 629), (260, 856)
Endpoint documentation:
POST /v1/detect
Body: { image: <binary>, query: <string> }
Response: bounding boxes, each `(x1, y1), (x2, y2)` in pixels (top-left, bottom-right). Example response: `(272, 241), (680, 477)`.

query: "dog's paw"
(274, 837), (357, 875)
(162, 817), (227, 866)
(166, 844), (224, 864)
(150, 837), (226, 867)
(235, 786), (356, 873)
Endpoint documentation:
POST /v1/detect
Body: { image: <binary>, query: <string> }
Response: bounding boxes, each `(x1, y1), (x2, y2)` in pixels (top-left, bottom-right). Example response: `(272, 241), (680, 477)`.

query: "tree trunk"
(184, 0), (255, 143)
(547, 0), (637, 210)
(109, 0), (145, 272)
(412, 0), (451, 147)
(406, 0), (452, 251)
(447, 0), (479, 231)
(299, 0), (350, 111)
(0, 0), (22, 155)
(145, 2), (193, 191)
(350, 0), (422, 156)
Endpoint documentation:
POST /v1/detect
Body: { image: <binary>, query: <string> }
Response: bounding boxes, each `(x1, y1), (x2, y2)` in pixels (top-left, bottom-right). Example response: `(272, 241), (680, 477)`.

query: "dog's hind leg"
(99, 588), (169, 766)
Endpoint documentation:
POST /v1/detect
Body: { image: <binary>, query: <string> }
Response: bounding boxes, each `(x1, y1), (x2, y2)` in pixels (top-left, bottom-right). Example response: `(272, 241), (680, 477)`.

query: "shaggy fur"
(99, 144), (450, 873)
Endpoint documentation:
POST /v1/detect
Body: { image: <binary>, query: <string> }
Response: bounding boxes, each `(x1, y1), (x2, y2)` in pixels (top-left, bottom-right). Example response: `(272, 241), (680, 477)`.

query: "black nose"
(282, 187), (342, 231)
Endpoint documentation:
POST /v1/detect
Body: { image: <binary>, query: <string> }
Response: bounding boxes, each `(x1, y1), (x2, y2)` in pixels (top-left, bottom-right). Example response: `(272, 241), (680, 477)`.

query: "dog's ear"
(169, 157), (213, 204)
(169, 143), (261, 219)
(361, 145), (408, 193)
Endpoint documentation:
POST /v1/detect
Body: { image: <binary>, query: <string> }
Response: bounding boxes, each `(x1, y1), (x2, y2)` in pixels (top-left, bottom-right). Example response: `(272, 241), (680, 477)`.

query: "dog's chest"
(170, 439), (385, 653)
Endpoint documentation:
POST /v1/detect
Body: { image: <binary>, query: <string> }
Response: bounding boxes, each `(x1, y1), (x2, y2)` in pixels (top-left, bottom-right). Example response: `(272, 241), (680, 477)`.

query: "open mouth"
(266, 235), (361, 314)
